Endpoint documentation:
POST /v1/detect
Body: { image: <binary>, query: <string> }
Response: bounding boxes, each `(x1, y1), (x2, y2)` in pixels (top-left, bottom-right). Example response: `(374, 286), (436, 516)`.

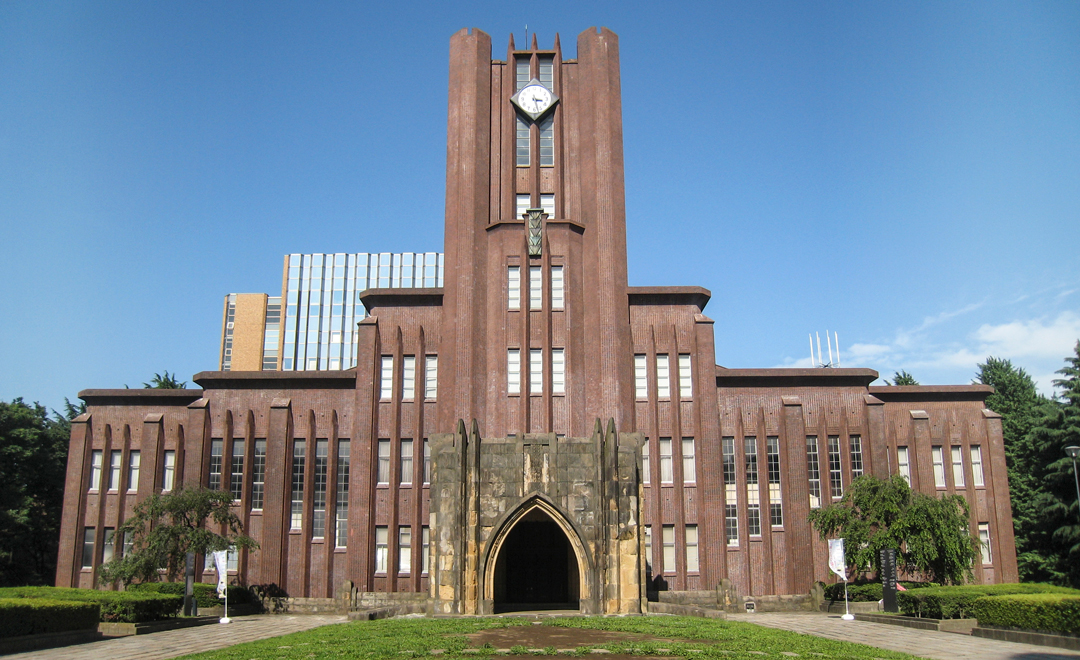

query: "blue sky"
(2, 1), (1078, 412)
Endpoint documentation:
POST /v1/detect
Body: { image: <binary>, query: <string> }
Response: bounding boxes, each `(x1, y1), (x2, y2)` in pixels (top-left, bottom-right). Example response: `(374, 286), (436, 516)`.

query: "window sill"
(289, 529), (302, 535)
(312, 537), (324, 544)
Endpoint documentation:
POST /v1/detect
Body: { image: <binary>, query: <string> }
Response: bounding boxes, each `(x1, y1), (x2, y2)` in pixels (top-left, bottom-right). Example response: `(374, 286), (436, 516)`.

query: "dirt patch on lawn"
(465, 625), (676, 652)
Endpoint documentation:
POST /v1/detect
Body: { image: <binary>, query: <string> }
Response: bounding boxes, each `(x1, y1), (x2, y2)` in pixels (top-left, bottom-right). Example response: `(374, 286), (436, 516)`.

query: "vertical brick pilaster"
(782, 397), (812, 593)
(56, 413), (92, 587)
(262, 398), (292, 588)
(983, 409), (1018, 582)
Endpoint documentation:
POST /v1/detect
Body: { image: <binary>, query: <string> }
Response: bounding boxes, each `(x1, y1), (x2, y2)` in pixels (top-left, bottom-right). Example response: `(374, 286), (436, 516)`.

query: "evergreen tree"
(143, 371), (186, 389)
(886, 370), (919, 386)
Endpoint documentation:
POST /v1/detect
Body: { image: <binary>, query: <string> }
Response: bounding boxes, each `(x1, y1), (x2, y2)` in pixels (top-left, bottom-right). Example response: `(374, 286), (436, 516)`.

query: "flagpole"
(842, 575), (853, 620)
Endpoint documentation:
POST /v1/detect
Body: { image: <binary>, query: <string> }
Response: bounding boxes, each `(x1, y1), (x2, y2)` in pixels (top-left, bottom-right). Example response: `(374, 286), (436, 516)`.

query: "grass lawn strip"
(173, 616), (920, 660)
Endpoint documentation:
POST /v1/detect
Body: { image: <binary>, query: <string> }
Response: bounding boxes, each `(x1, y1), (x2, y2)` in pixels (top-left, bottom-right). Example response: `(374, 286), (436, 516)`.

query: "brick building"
(55, 27), (1018, 615)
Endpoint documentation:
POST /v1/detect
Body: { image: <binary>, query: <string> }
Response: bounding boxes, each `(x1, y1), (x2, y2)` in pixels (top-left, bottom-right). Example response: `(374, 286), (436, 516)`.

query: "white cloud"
(846, 343), (892, 359)
(971, 311), (1080, 359)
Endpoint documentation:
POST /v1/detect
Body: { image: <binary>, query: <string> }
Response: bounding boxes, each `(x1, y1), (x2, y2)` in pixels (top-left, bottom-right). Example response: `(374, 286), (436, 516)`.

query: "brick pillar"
(56, 413), (92, 587)
(262, 398), (292, 588)
(782, 397), (813, 594)
(982, 409), (1018, 582)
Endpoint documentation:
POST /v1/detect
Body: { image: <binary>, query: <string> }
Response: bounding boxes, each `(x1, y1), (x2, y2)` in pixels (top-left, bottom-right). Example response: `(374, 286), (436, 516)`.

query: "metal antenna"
(525, 24), (528, 47)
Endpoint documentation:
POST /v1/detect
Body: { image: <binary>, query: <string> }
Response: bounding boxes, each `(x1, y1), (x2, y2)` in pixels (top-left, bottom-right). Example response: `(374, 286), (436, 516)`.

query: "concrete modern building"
(56, 28), (1018, 616)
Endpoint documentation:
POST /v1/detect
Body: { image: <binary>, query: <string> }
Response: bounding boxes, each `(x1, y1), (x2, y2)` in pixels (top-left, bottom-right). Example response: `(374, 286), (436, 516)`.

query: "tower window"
(380, 356), (393, 400)
(540, 193), (555, 217)
(552, 348), (565, 394)
(529, 266), (542, 310)
(400, 439), (413, 485)
(402, 355), (416, 401)
(425, 355), (438, 400)
(516, 194), (530, 219)
(682, 437), (696, 484)
(634, 355), (647, 399)
(529, 349), (543, 394)
(516, 58), (531, 90)
(538, 56), (553, 88)
(551, 266), (564, 310)
(507, 349), (521, 394)
(377, 439), (391, 484)
(229, 441), (244, 501)
(678, 354), (692, 398)
(659, 437), (673, 483)
(516, 116), (530, 167)
(539, 115), (554, 166)
(508, 266), (521, 310)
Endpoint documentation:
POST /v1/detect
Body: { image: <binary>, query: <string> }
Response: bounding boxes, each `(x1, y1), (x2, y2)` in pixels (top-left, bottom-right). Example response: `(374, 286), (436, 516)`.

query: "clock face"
(518, 84), (553, 114)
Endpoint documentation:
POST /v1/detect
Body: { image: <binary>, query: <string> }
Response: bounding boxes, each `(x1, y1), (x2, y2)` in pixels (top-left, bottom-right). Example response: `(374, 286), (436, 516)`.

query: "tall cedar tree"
(886, 370), (919, 386)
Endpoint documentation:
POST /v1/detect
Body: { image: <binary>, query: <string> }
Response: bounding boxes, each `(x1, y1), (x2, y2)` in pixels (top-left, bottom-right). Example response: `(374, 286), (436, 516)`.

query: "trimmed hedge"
(130, 581), (251, 607)
(823, 581), (934, 602)
(0, 598), (100, 639)
(971, 594), (1080, 636)
(897, 583), (1080, 619)
(0, 586), (182, 623)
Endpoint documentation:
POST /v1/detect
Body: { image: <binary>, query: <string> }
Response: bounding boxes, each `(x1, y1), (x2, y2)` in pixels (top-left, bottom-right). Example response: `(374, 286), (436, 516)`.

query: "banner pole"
(842, 576), (853, 620)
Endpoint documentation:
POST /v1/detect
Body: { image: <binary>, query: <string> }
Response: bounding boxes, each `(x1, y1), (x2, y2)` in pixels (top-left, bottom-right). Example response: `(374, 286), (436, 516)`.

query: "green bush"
(897, 583), (1080, 619)
(971, 594), (1080, 635)
(0, 586), (182, 623)
(823, 581), (933, 602)
(0, 598), (100, 638)
(129, 581), (251, 607)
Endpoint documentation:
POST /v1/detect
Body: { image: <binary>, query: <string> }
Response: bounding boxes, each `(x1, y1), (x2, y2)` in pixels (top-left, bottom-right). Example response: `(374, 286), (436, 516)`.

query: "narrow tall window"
(662, 525), (675, 573)
(102, 527), (115, 563)
(515, 115), (530, 167)
(162, 450), (175, 492)
(643, 525), (652, 572)
(978, 523), (992, 564)
(530, 349), (543, 394)
(375, 526), (388, 573)
(540, 193), (555, 217)
(516, 193), (530, 218)
(291, 440), (306, 529)
(423, 438), (431, 484)
(552, 348), (565, 394)
(849, 435), (863, 480)
(538, 115), (554, 167)
(682, 437), (696, 484)
(551, 266), (564, 309)
(656, 354), (670, 398)
(380, 356), (394, 400)
(82, 527), (95, 568)
(122, 531), (133, 558)
(516, 59), (530, 90)
(678, 354), (692, 398)
(508, 266), (521, 310)
(806, 436), (821, 508)
(685, 525), (699, 573)
(932, 446), (946, 488)
(109, 450), (122, 491)
(970, 446), (984, 487)
(127, 450), (141, 492)
(725, 504), (739, 546)
(421, 526), (430, 574)
(723, 437), (738, 546)
(529, 266), (542, 310)
(659, 437), (673, 483)
(402, 356), (416, 401)
(312, 439), (328, 537)
(335, 440), (350, 547)
(951, 445), (965, 488)
(642, 440), (651, 485)
(208, 441), (223, 490)
(425, 355), (438, 399)
(746, 437), (761, 536)
(398, 527), (412, 574)
(90, 450), (103, 491)
(251, 440), (266, 509)
(400, 439), (413, 485)
(229, 440), (244, 501)
(508, 349), (521, 394)
(377, 439), (391, 484)
(766, 436), (782, 526)
(634, 354), (648, 399)
(827, 436), (843, 497)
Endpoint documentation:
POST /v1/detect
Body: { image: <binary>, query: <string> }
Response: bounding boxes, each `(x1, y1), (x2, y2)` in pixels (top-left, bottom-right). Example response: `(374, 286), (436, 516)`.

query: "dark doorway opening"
(492, 508), (580, 613)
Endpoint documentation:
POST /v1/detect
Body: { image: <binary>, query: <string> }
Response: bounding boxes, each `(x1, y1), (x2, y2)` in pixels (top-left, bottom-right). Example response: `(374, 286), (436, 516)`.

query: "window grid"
(208, 441), (223, 491)
(662, 525), (675, 573)
(971, 446), (985, 487)
(552, 348), (565, 394)
(932, 446), (946, 488)
(251, 440), (266, 509)
(723, 436), (738, 546)
(643, 525), (652, 572)
(516, 115), (530, 167)
(377, 439), (391, 485)
(400, 439), (413, 485)
(290, 440), (306, 530)
(656, 354), (670, 398)
(336, 440), (350, 547)
(508, 349), (521, 394)
(806, 436), (821, 508)
(539, 115), (554, 167)
(746, 437), (761, 536)
(678, 354), (692, 398)
(508, 266), (521, 310)
(425, 356), (438, 399)
(108, 450), (122, 491)
(82, 527), (95, 569)
(766, 436), (782, 527)
(162, 450), (175, 493)
(659, 437), (673, 483)
(380, 356), (394, 400)
(102, 527), (115, 564)
(642, 440), (650, 485)
(90, 450), (103, 491)
(402, 356), (416, 401)
(229, 440), (244, 501)
(398, 527), (412, 574)
(979, 523), (992, 564)
(423, 438), (431, 485)
(312, 439), (328, 538)
(421, 526), (430, 575)
(850, 435), (864, 480)
(897, 446), (911, 484)
(375, 526), (388, 573)
(685, 525), (699, 573)
(634, 354), (647, 399)
(127, 450), (140, 492)
(529, 266), (542, 310)
(682, 437), (696, 484)
(551, 266), (564, 309)
(529, 349), (543, 394)
(951, 446), (966, 488)
(827, 436), (843, 497)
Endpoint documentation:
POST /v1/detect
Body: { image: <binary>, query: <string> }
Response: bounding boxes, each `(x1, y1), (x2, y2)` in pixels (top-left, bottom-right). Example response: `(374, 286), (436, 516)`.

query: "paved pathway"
(8, 614), (346, 660)
(727, 612), (1080, 660)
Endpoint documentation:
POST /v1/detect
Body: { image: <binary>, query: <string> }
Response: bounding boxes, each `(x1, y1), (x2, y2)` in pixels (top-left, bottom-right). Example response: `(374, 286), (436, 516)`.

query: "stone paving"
(6, 613), (346, 660)
(727, 612), (1080, 660)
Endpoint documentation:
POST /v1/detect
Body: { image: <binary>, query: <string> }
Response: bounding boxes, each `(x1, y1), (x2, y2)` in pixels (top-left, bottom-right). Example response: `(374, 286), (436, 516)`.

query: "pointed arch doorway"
(487, 502), (585, 613)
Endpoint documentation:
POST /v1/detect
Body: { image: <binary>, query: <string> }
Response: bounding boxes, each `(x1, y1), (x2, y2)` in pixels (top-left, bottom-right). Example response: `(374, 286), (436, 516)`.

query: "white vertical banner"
(212, 549), (229, 597)
(828, 538), (847, 581)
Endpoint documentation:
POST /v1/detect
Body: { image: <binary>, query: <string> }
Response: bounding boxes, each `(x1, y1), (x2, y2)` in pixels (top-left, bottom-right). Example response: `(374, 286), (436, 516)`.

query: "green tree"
(143, 371), (186, 389)
(809, 474), (979, 584)
(885, 370), (919, 386)
(0, 398), (71, 586)
(99, 487), (258, 585)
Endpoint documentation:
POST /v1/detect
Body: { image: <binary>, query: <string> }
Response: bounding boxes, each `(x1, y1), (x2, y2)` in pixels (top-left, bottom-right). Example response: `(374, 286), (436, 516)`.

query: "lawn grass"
(175, 615), (921, 660)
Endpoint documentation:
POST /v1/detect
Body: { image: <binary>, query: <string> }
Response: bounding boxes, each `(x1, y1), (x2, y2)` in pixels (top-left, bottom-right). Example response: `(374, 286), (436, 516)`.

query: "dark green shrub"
(971, 594), (1080, 635)
(129, 581), (251, 607)
(823, 580), (933, 602)
(0, 598), (100, 638)
(897, 583), (1080, 619)
(0, 586), (181, 622)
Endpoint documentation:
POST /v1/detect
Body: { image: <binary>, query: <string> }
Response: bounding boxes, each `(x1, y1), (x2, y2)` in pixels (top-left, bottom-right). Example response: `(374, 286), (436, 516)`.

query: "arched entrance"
(489, 507), (582, 613)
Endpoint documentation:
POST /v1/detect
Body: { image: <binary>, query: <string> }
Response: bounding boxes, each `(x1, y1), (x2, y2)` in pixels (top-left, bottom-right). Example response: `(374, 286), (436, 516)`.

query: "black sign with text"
(881, 548), (898, 612)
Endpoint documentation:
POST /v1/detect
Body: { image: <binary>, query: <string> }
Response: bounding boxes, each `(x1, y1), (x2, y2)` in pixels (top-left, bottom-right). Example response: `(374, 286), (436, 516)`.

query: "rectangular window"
(723, 436), (738, 546)
(515, 115), (530, 167)
(551, 266), (564, 309)
(375, 526), (388, 573)
(377, 439), (391, 484)
(725, 504), (739, 547)
(806, 436), (821, 508)
(678, 354), (692, 398)
(979, 522), (992, 564)
(746, 436), (761, 536)
(402, 356), (416, 401)
(682, 437), (696, 484)
(380, 356), (394, 400)
(312, 439), (328, 538)
(685, 525), (699, 573)
(767, 436), (782, 527)
(529, 266), (542, 310)
(229, 440), (244, 501)
(659, 437), (673, 483)
(932, 446), (946, 488)
(400, 439), (413, 485)
(641, 440), (650, 485)
(335, 440), (350, 548)
(516, 193), (531, 218)
(162, 450), (175, 492)
(82, 527), (95, 568)
(508, 266), (521, 310)
(108, 450), (122, 490)
(421, 526), (430, 575)
(122, 531), (133, 558)
(540, 193), (555, 217)
(425, 356), (438, 399)
(127, 450), (140, 492)
(850, 435), (863, 480)
(291, 440), (306, 529)
(102, 527), (115, 564)
(508, 349), (521, 394)
(423, 438), (431, 484)
(516, 58), (530, 90)
(634, 354), (648, 399)
(662, 525), (675, 573)
(827, 436), (843, 497)
(398, 527), (411, 574)
(538, 115), (554, 167)
(656, 354), (670, 398)
(897, 446), (911, 484)
(970, 446), (984, 487)
(90, 450), (103, 491)
(530, 349), (543, 394)
(951, 445), (965, 488)
(251, 440), (266, 509)
(643, 525), (652, 572)
(552, 348), (565, 394)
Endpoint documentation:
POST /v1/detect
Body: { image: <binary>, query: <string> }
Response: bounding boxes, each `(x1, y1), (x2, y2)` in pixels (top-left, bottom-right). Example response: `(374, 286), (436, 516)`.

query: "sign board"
(881, 548), (898, 612)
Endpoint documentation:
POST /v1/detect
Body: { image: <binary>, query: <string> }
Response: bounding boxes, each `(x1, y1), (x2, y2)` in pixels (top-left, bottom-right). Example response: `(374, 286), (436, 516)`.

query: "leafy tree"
(885, 370), (919, 386)
(143, 371), (186, 389)
(809, 474), (979, 585)
(0, 398), (70, 586)
(99, 487), (257, 585)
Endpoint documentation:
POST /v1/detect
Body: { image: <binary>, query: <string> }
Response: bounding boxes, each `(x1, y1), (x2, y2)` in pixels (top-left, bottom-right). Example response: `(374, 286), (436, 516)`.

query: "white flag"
(212, 549), (229, 597)
(828, 538), (847, 581)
